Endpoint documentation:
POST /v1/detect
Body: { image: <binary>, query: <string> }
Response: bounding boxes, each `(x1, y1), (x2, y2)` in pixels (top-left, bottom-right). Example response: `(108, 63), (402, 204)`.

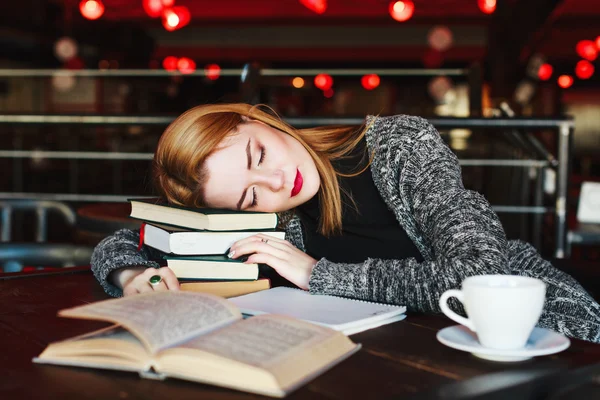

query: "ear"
(241, 115), (251, 122)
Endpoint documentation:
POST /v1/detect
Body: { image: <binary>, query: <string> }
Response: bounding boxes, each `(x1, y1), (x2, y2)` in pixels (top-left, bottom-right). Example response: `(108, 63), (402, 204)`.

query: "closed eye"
(258, 145), (266, 166)
(250, 146), (266, 208)
(251, 187), (258, 207)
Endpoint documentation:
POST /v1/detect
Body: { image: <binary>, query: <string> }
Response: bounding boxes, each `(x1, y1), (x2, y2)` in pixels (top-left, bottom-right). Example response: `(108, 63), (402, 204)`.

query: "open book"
(34, 292), (360, 398)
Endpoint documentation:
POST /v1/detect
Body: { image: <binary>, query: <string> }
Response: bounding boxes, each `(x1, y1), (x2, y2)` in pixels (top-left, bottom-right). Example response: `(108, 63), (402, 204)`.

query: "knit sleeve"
(90, 228), (165, 297)
(308, 120), (509, 312)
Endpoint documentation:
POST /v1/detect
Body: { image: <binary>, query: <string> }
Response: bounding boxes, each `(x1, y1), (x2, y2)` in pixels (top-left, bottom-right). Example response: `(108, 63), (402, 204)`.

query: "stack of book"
(129, 198), (285, 297)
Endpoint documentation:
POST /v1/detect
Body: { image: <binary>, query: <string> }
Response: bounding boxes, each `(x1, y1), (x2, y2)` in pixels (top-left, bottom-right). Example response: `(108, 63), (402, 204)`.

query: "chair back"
(0, 243), (94, 272)
(0, 200), (92, 273)
(0, 200), (76, 242)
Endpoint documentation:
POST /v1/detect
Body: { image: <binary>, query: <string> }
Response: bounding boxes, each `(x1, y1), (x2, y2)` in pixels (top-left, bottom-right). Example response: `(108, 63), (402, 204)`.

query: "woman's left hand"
(228, 234), (317, 290)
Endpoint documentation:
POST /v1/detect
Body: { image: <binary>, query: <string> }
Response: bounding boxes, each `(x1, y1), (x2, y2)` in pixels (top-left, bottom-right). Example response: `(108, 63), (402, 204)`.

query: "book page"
(179, 315), (340, 369)
(60, 292), (241, 354)
(35, 325), (149, 372)
(69, 325), (141, 344)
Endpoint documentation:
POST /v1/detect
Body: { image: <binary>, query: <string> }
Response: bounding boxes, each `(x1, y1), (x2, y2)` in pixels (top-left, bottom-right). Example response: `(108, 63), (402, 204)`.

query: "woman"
(92, 103), (600, 343)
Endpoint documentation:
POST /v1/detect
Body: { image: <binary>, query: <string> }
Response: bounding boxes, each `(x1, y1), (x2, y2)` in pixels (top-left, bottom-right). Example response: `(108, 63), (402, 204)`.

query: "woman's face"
(202, 119), (320, 212)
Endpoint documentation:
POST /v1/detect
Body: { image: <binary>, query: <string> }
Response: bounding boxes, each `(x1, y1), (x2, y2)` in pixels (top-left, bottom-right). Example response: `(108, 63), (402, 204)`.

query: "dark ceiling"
(1, 0), (598, 67)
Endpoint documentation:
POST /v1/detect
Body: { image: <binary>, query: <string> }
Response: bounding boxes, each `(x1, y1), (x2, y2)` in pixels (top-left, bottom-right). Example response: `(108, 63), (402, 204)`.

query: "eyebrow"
(236, 138), (252, 210)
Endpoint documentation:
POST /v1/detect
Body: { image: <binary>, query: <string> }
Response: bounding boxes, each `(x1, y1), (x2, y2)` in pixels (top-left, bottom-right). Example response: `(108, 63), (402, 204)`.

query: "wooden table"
(1, 269), (599, 399)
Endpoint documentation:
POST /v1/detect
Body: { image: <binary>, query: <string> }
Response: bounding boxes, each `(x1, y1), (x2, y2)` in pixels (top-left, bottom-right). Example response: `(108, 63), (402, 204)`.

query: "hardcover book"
(180, 278), (271, 298)
(144, 222), (285, 255)
(165, 255), (259, 281)
(129, 198), (278, 231)
(34, 291), (360, 397)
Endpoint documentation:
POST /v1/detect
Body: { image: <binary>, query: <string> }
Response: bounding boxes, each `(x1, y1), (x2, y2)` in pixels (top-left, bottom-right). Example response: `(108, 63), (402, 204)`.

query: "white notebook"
(229, 287), (406, 336)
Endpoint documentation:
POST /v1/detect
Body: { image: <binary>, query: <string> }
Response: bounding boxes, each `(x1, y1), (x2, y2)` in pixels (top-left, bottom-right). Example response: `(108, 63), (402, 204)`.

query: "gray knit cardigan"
(91, 115), (600, 343)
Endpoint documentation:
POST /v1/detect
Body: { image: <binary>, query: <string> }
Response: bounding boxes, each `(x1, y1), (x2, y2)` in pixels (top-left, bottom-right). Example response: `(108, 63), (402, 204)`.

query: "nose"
(252, 169), (285, 192)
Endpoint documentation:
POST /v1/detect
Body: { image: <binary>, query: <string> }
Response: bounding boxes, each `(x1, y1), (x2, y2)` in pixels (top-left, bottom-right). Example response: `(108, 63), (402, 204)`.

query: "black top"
(296, 138), (424, 264)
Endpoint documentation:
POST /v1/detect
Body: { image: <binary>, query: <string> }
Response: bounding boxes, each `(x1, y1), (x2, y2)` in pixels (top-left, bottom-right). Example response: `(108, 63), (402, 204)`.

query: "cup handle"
(439, 289), (476, 332)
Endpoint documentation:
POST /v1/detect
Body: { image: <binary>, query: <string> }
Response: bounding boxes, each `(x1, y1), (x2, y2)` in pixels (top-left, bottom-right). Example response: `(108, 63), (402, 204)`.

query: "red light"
(389, 1), (414, 22)
(79, 0), (104, 20)
(143, 0), (174, 18)
(324, 88), (334, 98)
(162, 56), (179, 71)
(177, 57), (196, 74)
(423, 49), (444, 68)
(576, 40), (597, 61)
(205, 64), (221, 80)
(299, 0), (327, 14)
(65, 57), (85, 70)
(538, 63), (553, 81)
(557, 75), (573, 89)
(162, 6), (191, 31)
(361, 74), (380, 90)
(477, 0), (496, 14)
(596, 36), (600, 50)
(314, 74), (333, 90)
(575, 60), (594, 80)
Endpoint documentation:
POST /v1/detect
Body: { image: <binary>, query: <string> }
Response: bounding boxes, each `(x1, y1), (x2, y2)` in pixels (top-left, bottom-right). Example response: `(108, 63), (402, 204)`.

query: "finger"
(230, 236), (291, 257)
(246, 252), (284, 270)
(230, 235), (267, 249)
(123, 285), (139, 297)
(133, 272), (161, 293)
(141, 267), (160, 278)
(232, 242), (289, 260)
(137, 281), (155, 294)
(142, 268), (168, 285)
(247, 237), (291, 253)
(252, 233), (290, 246)
(135, 267), (160, 284)
(145, 271), (169, 292)
(246, 253), (310, 290)
(150, 280), (169, 292)
(245, 253), (299, 284)
(232, 233), (289, 248)
(158, 267), (180, 291)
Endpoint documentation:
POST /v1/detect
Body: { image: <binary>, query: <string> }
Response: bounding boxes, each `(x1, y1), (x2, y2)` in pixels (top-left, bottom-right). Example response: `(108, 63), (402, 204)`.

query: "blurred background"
(0, 0), (599, 275)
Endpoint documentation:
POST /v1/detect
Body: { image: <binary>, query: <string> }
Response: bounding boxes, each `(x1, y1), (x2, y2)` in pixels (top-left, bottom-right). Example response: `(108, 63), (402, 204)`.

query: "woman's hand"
(110, 266), (180, 297)
(228, 234), (317, 290)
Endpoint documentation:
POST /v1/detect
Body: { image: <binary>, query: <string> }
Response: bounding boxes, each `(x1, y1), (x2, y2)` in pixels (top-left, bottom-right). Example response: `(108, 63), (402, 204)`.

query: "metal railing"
(0, 68), (468, 78)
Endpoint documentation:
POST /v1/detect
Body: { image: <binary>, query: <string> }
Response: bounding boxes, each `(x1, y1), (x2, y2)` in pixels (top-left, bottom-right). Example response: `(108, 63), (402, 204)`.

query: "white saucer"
(436, 325), (571, 362)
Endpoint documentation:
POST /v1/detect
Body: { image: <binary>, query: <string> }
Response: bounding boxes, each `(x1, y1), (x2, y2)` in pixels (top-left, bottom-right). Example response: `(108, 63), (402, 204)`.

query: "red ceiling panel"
(53, 0), (599, 62)
(88, 0), (600, 21)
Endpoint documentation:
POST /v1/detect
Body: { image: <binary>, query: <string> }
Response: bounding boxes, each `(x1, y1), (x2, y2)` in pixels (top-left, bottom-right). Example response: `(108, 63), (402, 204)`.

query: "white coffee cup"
(439, 275), (546, 350)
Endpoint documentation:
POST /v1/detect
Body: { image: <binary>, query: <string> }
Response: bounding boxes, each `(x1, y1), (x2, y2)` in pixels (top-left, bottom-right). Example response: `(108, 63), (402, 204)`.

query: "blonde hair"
(153, 103), (370, 236)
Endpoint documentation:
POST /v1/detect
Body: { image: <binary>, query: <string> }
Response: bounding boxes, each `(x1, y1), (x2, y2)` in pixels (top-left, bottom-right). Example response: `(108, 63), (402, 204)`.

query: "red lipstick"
(291, 169), (303, 197)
